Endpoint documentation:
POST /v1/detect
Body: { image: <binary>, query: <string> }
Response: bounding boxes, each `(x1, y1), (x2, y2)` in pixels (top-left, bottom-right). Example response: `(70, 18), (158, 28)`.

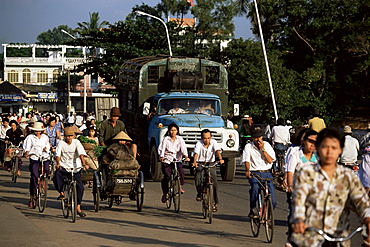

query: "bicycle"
(274, 149), (286, 175)
(35, 155), (49, 212)
(292, 225), (366, 247)
(5, 142), (23, 183)
(61, 167), (81, 223)
(48, 147), (56, 180)
(199, 162), (218, 224)
(249, 173), (274, 243)
(164, 158), (184, 213)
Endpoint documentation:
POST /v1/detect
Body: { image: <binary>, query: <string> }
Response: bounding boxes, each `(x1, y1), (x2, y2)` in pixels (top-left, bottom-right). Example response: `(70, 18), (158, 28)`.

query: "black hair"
(167, 123), (179, 135)
(315, 128), (345, 149)
(2, 118), (9, 123)
(303, 130), (318, 141)
(277, 118), (285, 126)
(9, 120), (18, 126)
(48, 117), (56, 124)
(87, 126), (97, 136)
(201, 129), (212, 138)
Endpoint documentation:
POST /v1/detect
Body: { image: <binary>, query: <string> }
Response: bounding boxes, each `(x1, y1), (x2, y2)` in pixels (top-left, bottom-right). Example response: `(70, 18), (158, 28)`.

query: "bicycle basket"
(5, 148), (16, 158)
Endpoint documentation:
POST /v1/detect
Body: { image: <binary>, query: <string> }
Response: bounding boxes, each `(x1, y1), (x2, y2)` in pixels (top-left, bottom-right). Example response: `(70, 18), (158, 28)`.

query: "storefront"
(0, 81), (28, 114)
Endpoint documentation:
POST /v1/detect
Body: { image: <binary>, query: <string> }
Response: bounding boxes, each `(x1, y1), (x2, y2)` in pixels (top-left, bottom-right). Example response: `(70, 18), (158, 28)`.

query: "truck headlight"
(226, 139), (235, 147)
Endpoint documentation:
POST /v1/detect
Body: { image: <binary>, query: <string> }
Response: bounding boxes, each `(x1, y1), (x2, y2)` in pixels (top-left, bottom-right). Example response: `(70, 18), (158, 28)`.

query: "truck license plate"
(116, 178), (133, 184)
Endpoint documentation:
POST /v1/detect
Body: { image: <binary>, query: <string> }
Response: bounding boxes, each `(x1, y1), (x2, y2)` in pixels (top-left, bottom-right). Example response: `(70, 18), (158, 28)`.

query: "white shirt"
(285, 147), (317, 173)
(194, 139), (221, 163)
(67, 115), (75, 124)
(0, 125), (11, 139)
(168, 108), (186, 114)
(158, 135), (188, 164)
(56, 139), (86, 171)
(23, 134), (50, 160)
(79, 124), (87, 132)
(359, 153), (370, 188)
(271, 125), (290, 145)
(227, 120), (234, 129)
(241, 141), (276, 170)
(75, 115), (84, 126)
(340, 135), (359, 164)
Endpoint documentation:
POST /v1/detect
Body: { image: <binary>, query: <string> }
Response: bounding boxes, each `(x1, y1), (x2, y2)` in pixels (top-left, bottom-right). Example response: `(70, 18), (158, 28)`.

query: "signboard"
(38, 93), (58, 99)
(0, 94), (23, 102)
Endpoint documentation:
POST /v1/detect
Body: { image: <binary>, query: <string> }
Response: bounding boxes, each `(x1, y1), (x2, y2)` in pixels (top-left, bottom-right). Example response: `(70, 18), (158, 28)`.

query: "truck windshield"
(157, 99), (220, 116)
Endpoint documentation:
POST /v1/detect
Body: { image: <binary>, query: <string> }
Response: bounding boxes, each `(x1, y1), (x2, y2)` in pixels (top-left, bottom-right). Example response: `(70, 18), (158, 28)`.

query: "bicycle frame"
(200, 162), (218, 224)
(62, 167), (82, 223)
(164, 158), (184, 213)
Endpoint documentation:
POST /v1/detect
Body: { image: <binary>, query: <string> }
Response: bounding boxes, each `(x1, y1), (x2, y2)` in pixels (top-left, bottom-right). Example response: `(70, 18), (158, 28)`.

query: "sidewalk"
(0, 196), (60, 246)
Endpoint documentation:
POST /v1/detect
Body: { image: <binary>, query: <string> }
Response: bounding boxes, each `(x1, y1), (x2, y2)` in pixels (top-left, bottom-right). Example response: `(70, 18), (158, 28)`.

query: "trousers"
(161, 162), (185, 194)
(54, 168), (84, 205)
(29, 159), (50, 196)
(194, 166), (219, 204)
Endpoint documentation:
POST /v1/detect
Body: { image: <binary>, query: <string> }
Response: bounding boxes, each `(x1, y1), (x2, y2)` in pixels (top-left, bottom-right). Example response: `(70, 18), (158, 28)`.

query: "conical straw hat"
(113, 131), (132, 141)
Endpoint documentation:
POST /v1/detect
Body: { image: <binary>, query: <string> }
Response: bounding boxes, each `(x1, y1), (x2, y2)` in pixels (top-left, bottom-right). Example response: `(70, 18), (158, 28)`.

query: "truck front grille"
(180, 131), (223, 145)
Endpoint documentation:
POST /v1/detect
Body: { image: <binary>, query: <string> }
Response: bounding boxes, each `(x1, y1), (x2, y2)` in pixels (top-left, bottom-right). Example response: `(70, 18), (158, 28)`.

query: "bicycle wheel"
(11, 158), (17, 183)
(166, 180), (172, 209)
(61, 183), (69, 218)
(264, 197), (274, 243)
(49, 159), (55, 180)
(208, 184), (214, 224)
(173, 176), (181, 213)
(71, 182), (77, 223)
(93, 178), (100, 212)
(37, 177), (48, 212)
(136, 177), (144, 212)
(201, 183), (208, 219)
(250, 190), (262, 237)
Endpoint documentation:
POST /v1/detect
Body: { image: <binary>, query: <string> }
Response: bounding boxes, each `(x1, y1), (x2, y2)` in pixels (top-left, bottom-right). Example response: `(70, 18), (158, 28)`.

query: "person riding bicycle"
(4, 120), (24, 175)
(158, 123), (190, 203)
(271, 118), (290, 173)
(54, 127), (88, 218)
(290, 128), (370, 247)
(284, 129), (318, 247)
(193, 129), (224, 212)
(242, 125), (277, 218)
(23, 122), (51, 208)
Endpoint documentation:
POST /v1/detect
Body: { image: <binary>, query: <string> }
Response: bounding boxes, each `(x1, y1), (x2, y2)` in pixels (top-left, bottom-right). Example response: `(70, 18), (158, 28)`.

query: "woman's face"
(303, 134), (317, 153)
(10, 122), (17, 130)
(49, 120), (55, 127)
(169, 126), (178, 137)
(89, 129), (96, 136)
(317, 137), (342, 166)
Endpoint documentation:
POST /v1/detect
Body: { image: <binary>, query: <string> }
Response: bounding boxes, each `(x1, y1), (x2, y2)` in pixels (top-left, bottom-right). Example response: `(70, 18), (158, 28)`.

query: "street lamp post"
(61, 29), (88, 113)
(135, 11), (172, 57)
(253, 0), (278, 120)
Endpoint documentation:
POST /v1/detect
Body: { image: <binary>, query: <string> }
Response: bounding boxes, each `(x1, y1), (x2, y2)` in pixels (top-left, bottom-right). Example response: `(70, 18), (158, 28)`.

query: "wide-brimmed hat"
(72, 124), (83, 134)
(19, 117), (28, 123)
(30, 122), (45, 131)
(110, 107), (121, 117)
(87, 116), (95, 120)
(251, 125), (264, 138)
(113, 131), (132, 141)
(343, 125), (352, 134)
(64, 127), (75, 136)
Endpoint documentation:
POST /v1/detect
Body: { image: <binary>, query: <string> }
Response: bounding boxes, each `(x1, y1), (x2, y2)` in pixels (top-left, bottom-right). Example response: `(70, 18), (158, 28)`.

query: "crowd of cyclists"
(1, 107), (370, 246)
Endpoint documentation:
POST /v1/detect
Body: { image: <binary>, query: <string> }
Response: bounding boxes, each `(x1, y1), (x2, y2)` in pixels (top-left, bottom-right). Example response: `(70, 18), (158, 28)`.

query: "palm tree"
(76, 12), (109, 33)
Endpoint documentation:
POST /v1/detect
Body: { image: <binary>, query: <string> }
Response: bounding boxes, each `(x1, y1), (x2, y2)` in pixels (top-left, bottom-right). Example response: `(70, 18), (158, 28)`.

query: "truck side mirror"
(143, 102), (150, 116)
(233, 104), (239, 116)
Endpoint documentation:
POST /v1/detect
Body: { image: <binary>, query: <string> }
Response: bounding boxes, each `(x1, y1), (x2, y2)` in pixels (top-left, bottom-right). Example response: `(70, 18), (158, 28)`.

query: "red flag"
(185, 0), (194, 7)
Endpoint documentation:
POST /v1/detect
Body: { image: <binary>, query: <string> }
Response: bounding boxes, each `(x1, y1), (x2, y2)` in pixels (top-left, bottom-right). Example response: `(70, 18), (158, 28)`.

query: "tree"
(237, 0), (370, 124)
(221, 38), (314, 125)
(37, 25), (75, 45)
(76, 12), (109, 34)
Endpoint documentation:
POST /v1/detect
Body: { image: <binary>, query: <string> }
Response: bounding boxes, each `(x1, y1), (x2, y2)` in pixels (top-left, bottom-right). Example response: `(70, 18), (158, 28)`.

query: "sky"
(0, 0), (254, 53)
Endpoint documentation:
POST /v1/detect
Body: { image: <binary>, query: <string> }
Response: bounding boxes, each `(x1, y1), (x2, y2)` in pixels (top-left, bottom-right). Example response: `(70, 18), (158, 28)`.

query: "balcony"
(4, 57), (87, 67)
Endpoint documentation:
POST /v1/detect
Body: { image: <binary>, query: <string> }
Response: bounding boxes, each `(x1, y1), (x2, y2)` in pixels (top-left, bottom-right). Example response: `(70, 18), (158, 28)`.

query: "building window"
(8, 70), (19, 83)
(52, 69), (59, 83)
(37, 70), (48, 83)
(23, 68), (31, 83)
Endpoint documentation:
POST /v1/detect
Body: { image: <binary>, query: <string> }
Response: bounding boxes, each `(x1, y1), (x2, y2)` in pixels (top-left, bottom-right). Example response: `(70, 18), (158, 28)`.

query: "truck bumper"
(221, 151), (240, 159)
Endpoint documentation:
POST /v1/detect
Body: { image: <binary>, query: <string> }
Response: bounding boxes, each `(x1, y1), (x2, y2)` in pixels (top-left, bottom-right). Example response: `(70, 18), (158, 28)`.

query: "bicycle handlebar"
(199, 162), (219, 169)
(293, 226), (366, 245)
(64, 167), (83, 173)
(251, 173), (274, 181)
(163, 157), (186, 163)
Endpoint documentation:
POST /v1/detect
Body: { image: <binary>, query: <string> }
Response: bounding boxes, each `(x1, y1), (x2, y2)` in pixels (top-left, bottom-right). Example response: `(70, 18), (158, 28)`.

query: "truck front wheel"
(220, 157), (236, 181)
(150, 146), (163, 182)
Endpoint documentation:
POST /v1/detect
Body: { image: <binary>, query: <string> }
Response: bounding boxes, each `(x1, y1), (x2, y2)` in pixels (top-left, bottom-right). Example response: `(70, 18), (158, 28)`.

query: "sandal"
(161, 194), (167, 203)
(212, 205), (217, 212)
(77, 211), (86, 217)
(196, 194), (202, 201)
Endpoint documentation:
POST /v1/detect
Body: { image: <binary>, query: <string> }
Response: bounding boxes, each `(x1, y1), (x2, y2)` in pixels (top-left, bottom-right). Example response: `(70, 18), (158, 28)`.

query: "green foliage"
(76, 12), (109, 34)
(6, 43), (32, 57)
(53, 73), (83, 92)
(37, 25), (75, 45)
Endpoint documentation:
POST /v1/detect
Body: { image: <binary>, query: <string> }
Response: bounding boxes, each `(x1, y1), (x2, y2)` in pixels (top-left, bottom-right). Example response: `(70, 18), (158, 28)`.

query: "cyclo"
(92, 158), (144, 212)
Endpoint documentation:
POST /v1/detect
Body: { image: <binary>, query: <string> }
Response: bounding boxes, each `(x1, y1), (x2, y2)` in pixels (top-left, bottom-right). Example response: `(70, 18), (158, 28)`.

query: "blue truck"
(117, 55), (240, 181)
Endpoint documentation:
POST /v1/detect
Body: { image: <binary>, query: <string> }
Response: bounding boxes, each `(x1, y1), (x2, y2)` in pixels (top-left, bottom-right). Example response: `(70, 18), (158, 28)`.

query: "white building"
(2, 44), (116, 115)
